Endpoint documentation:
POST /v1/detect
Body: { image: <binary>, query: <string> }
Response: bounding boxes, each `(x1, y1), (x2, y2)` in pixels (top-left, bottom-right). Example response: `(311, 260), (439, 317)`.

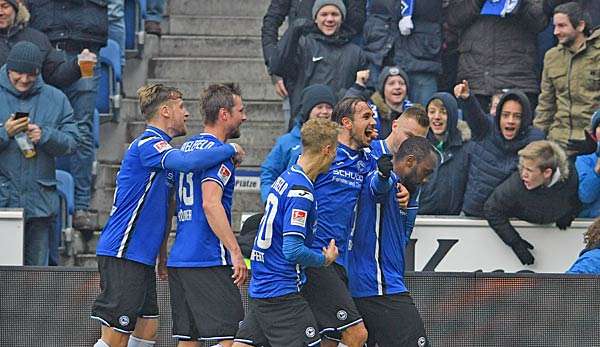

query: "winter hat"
(312, 0), (346, 19)
(299, 84), (337, 123)
(378, 66), (410, 98)
(4, 0), (18, 12)
(6, 41), (42, 74)
(591, 109), (600, 132)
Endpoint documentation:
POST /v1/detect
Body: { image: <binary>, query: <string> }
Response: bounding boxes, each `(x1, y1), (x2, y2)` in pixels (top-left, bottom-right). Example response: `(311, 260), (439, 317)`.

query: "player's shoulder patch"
(217, 163), (232, 185)
(290, 208), (308, 228)
(287, 185), (313, 202)
(152, 140), (172, 153)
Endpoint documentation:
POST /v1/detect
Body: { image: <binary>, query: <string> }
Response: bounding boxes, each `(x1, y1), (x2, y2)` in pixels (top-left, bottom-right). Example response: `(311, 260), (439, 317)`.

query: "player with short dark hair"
(166, 84), (248, 347)
(91, 84), (244, 347)
(233, 118), (340, 347)
(348, 136), (436, 347)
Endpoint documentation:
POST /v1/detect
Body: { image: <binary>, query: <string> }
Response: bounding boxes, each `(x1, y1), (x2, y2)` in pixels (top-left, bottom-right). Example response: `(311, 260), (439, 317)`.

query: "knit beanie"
(591, 109), (600, 132)
(4, 0), (18, 13)
(6, 41), (42, 74)
(299, 84), (337, 123)
(378, 66), (410, 98)
(312, 0), (346, 19)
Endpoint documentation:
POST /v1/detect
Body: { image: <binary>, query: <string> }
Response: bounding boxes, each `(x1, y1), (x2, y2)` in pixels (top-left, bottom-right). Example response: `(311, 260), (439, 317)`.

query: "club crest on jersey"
(218, 164), (232, 185)
(291, 209), (307, 227)
(153, 140), (172, 153)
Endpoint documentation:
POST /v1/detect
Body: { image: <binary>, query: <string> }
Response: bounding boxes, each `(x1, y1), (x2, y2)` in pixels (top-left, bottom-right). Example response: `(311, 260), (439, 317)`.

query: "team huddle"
(90, 83), (437, 347)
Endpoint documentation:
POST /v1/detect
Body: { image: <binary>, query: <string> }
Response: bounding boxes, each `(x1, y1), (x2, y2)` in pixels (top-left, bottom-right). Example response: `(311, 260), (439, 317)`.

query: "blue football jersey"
(249, 165), (318, 299)
(347, 171), (413, 297)
(167, 133), (236, 267)
(96, 126), (177, 266)
(308, 143), (376, 267)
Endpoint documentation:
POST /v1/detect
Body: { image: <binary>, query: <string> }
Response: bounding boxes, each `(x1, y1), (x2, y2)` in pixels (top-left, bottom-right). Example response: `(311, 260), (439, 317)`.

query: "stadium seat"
(96, 39), (122, 121)
(51, 170), (75, 265)
(125, 0), (147, 55)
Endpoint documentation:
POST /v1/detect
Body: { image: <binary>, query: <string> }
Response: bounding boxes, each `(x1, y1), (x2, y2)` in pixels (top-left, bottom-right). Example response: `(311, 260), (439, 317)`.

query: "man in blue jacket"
(575, 110), (600, 218)
(0, 42), (79, 265)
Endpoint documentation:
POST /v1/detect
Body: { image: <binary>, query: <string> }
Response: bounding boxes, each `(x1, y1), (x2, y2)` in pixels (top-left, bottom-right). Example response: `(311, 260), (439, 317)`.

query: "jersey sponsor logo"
(305, 326), (316, 338)
(118, 315), (130, 327)
(153, 140), (172, 153)
(291, 209), (307, 227)
(336, 310), (348, 321)
(218, 164), (232, 185)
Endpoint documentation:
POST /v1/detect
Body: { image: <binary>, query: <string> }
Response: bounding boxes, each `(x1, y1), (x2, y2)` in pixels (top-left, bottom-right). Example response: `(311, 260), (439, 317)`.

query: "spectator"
(363, 0), (443, 105)
(455, 81), (545, 217)
(575, 110), (600, 218)
(419, 92), (470, 215)
(567, 217), (600, 274)
(270, 0), (369, 125)
(108, 0), (125, 67)
(145, 0), (165, 35)
(260, 84), (336, 202)
(261, 0), (367, 127)
(534, 2), (600, 153)
(0, 0), (81, 88)
(484, 140), (581, 265)
(346, 66), (413, 138)
(28, 0), (108, 231)
(0, 42), (78, 265)
(544, 0), (600, 28)
(446, 0), (548, 112)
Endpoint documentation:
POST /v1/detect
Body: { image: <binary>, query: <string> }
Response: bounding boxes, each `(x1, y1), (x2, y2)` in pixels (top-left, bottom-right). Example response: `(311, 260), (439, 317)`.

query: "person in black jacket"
(454, 80), (545, 217)
(483, 140), (581, 265)
(261, 0), (366, 104)
(419, 92), (470, 215)
(28, 0), (108, 231)
(0, 0), (81, 88)
(270, 0), (369, 125)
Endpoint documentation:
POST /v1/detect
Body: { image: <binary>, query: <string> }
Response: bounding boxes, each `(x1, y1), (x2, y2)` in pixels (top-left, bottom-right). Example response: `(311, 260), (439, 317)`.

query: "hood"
(494, 89), (533, 139)
(0, 64), (43, 98)
(426, 92), (463, 148)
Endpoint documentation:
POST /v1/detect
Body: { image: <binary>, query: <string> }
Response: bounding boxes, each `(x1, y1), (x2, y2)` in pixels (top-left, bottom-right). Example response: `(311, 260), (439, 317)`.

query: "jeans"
(56, 52), (100, 211)
(146, 0), (165, 22)
(407, 72), (438, 106)
(25, 217), (53, 266)
(108, 0), (126, 66)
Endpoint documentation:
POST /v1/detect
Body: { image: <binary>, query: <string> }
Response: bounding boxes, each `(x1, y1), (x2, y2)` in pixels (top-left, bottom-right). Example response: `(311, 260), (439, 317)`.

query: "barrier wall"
(0, 209), (24, 265)
(1, 267), (599, 347)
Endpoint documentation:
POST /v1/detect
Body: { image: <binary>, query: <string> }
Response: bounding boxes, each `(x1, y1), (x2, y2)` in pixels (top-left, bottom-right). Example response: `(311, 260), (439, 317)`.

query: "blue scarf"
(481, 0), (521, 17)
(401, 0), (414, 17)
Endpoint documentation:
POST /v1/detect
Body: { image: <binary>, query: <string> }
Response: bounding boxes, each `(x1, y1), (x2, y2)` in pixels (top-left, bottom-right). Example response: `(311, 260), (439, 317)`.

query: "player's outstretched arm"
(202, 180), (248, 287)
(163, 143), (244, 172)
(282, 234), (326, 267)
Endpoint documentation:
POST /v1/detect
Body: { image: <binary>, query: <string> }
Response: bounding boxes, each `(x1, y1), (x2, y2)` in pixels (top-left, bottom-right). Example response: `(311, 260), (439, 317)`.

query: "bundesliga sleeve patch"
(218, 164), (232, 185)
(290, 209), (307, 228)
(153, 140), (172, 153)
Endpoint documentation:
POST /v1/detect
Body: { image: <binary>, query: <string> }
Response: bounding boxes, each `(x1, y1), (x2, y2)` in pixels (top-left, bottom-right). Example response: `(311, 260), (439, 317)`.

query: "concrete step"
(169, 0), (270, 17)
(167, 16), (263, 36)
(121, 98), (285, 123)
(148, 57), (270, 82)
(95, 163), (120, 189)
(160, 35), (262, 58)
(146, 79), (280, 102)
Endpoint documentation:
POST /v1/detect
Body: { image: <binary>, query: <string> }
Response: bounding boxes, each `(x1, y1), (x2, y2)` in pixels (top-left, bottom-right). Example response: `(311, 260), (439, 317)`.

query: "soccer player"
(91, 84), (244, 347)
(233, 118), (341, 347)
(348, 136), (437, 347)
(300, 96), (377, 347)
(166, 83), (247, 347)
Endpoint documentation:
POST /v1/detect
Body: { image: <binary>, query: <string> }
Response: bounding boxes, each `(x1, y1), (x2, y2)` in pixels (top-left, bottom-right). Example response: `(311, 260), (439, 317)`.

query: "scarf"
(401, 0), (414, 17)
(481, 0), (521, 17)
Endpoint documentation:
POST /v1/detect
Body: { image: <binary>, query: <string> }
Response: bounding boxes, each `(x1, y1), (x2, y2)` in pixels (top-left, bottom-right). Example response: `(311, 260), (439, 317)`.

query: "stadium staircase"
(72, 0), (283, 266)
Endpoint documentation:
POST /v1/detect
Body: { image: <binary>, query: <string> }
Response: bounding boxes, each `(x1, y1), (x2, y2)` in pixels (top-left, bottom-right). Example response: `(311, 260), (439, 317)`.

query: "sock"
(94, 339), (110, 347)
(127, 335), (156, 347)
(210, 345), (223, 347)
(337, 343), (349, 347)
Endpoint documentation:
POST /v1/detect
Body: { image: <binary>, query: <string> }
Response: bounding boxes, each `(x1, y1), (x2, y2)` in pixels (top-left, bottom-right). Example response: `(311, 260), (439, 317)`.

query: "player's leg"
(233, 298), (270, 347)
(367, 293), (428, 347)
(168, 267), (202, 346)
(340, 323), (368, 347)
(129, 271), (160, 346)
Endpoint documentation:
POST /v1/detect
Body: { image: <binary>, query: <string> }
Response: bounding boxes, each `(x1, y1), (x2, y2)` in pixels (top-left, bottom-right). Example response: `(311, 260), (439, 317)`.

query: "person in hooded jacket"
(418, 92), (470, 215)
(575, 110), (600, 218)
(567, 217), (600, 274)
(484, 140), (581, 265)
(270, 0), (368, 122)
(259, 84), (336, 203)
(454, 80), (545, 217)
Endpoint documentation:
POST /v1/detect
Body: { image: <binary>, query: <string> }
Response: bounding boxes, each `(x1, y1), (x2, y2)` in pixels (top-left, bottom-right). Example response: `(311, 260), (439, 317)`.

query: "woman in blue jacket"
(567, 218), (600, 274)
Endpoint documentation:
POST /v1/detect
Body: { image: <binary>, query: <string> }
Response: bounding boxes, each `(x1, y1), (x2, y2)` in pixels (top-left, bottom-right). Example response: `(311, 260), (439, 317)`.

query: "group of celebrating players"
(89, 82), (437, 347)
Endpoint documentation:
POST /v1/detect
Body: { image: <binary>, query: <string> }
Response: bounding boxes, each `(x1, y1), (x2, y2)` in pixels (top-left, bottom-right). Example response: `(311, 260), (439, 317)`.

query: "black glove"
(556, 214), (575, 230)
(377, 154), (393, 179)
(566, 130), (597, 156)
(510, 238), (535, 265)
